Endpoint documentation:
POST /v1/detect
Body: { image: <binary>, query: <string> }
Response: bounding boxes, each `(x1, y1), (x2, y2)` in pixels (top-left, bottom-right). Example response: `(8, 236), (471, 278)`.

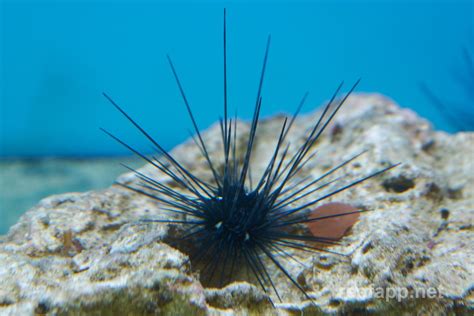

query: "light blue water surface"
(1, 0), (473, 157)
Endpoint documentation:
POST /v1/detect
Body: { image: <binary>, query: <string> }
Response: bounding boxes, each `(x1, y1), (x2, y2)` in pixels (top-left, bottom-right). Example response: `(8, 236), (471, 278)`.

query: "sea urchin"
(101, 9), (398, 303)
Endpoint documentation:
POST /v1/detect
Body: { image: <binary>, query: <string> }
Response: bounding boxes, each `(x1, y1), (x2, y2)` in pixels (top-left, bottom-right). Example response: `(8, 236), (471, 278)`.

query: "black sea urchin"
(102, 9), (398, 302)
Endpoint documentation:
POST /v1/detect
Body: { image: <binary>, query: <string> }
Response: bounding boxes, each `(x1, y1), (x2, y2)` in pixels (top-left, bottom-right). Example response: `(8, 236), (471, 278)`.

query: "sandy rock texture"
(1, 94), (473, 315)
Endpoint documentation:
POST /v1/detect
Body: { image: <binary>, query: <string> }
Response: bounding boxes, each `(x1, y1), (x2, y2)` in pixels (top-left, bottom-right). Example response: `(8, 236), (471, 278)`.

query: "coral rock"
(1, 94), (473, 315)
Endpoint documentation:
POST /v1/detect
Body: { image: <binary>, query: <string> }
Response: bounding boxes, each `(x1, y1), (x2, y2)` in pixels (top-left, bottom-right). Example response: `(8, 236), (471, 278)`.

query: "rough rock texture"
(1, 94), (473, 315)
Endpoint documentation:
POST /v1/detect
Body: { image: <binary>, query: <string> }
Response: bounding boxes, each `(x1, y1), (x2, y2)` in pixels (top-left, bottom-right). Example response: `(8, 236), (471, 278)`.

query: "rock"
(1, 93), (473, 315)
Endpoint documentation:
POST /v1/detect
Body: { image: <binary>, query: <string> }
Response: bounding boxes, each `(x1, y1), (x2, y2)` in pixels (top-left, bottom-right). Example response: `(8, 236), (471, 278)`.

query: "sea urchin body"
(102, 9), (398, 302)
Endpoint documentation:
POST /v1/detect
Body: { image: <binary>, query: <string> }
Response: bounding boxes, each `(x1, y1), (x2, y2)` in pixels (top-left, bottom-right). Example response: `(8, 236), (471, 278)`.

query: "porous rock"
(1, 94), (472, 315)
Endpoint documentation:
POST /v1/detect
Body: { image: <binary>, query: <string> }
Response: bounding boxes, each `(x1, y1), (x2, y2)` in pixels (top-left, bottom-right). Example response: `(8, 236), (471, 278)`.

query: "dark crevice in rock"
(382, 175), (416, 193)
(447, 187), (463, 199)
(362, 242), (373, 254)
(440, 208), (450, 220)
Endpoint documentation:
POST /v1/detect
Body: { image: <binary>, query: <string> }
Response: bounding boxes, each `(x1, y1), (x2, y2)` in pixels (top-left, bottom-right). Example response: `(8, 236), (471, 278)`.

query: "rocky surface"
(1, 94), (473, 315)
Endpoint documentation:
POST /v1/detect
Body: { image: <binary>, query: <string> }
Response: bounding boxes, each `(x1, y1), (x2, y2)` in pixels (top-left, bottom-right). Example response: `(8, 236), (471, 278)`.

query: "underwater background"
(0, 0), (473, 234)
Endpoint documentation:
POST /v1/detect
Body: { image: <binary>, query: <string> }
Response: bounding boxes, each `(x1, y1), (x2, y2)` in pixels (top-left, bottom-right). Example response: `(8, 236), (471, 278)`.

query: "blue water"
(1, 0), (473, 157)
